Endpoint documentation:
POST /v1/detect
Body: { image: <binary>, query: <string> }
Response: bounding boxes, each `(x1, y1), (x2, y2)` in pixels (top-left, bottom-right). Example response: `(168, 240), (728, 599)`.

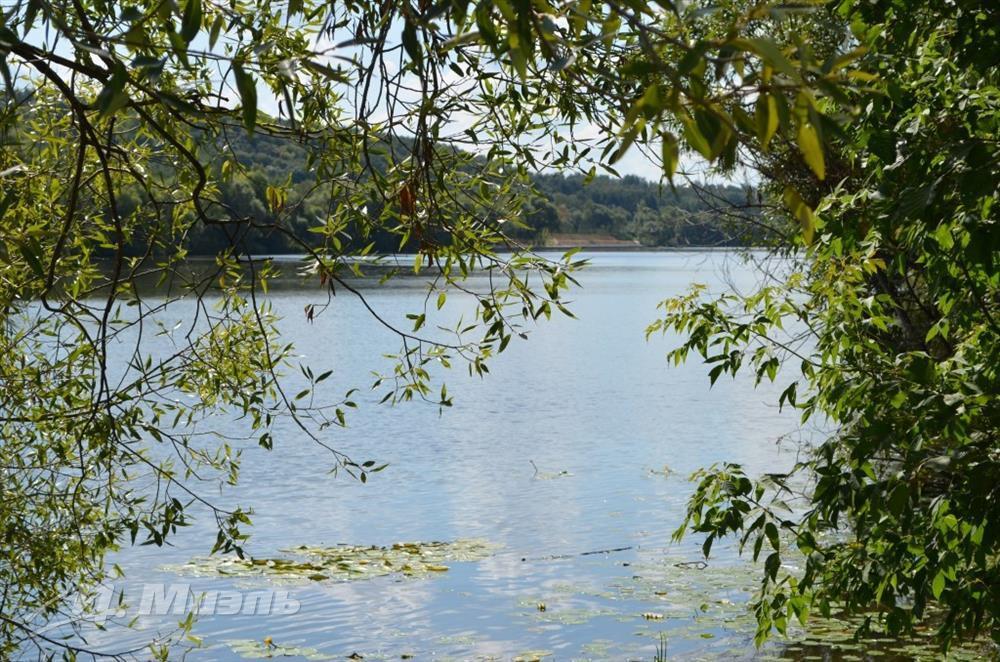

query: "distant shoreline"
(173, 238), (758, 263)
(175, 246), (759, 263)
(540, 233), (641, 250)
(536, 233), (750, 251)
(532, 244), (748, 252)
(238, 245), (755, 262)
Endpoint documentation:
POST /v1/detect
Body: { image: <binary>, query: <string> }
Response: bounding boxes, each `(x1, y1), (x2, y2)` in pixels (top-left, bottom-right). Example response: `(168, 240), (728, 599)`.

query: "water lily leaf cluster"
(224, 639), (332, 660)
(1, 0), (995, 655)
(167, 539), (500, 583)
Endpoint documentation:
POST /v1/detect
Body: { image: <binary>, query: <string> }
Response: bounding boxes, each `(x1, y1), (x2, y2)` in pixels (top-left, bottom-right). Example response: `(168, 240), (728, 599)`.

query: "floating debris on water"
(529, 460), (572, 480)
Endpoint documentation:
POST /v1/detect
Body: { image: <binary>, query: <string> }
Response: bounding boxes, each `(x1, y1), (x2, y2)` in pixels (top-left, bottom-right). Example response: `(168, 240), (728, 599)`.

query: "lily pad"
(224, 639), (333, 660)
(165, 539), (500, 584)
(513, 650), (552, 661)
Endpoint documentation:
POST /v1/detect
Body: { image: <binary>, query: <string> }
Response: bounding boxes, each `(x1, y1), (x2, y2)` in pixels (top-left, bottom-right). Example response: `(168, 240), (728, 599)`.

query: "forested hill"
(178, 130), (757, 254)
(527, 173), (757, 247)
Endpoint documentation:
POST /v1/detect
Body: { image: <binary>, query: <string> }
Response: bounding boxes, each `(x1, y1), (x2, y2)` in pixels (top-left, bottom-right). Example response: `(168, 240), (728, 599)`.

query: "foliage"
(530, 174), (760, 246)
(181, 135), (760, 251)
(650, 0), (1000, 651)
(0, 0), (586, 654)
(1, 0), (995, 655)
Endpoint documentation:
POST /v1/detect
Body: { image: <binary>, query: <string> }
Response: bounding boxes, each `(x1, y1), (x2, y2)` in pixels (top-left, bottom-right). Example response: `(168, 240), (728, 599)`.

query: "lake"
(88, 250), (813, 660)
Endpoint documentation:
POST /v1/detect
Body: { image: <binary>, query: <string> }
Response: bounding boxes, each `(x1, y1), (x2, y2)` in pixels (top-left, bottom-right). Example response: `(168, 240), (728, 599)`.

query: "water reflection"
(93, 251), (818, 659)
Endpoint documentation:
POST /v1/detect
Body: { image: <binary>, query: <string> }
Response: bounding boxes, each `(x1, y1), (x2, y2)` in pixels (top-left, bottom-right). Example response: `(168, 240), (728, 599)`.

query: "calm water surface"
(93, 251), (811, 660)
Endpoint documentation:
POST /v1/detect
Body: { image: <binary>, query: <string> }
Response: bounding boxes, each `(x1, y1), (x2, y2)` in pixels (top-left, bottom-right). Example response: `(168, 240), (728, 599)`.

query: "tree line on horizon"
(3, 0), (996, 656)
(163, 129), (760, 254)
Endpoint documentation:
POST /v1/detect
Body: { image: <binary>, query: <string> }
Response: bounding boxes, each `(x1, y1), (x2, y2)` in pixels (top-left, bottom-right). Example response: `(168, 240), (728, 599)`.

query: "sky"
(12, 8), (747, 186)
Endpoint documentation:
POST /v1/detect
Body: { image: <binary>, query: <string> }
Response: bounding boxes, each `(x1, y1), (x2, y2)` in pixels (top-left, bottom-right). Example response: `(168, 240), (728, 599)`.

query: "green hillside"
(172, 130), (759, 255)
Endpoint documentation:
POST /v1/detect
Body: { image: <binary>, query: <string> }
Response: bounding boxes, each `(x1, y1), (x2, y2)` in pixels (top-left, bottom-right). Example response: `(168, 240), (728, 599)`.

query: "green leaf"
(96, 61), (130, 118)
(680, 113), (712, 159)
(23, 0), (42, 35)
(694, 108), (730, 159)
(932, 571), (946, 599)
(826, 46), (868, 73)
(610, 125), (639, 165)
(755, 93), (779, 151)
(765, 552), (781, 580)
(475, 1), (499, 48)
(765, 522), (780, 551)
(888, 483), (908, 517)
(797, 121), (825, 180)
(181, 0), (202, 43)
(661, 131), (679, 181)
(934, 224), (954, 249)
(17, 239), (44, 277)
(732, 37), (798, 79)
(132, 55), (166, 80)
(789, 596), (809, 625)
(782, 187), (818, 245)
(232, 61), (258, 132)
(678, 46), (706, 77)
(402, 19), (423, 67)
(167, 28), (189, 64)
(635, 82), (661, 116)
(302, 59), (350, 83)
(209, 14), (224, 48)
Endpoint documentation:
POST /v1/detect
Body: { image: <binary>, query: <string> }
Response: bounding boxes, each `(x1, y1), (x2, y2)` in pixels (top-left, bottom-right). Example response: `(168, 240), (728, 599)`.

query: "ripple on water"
(87, 253), (982, 660)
